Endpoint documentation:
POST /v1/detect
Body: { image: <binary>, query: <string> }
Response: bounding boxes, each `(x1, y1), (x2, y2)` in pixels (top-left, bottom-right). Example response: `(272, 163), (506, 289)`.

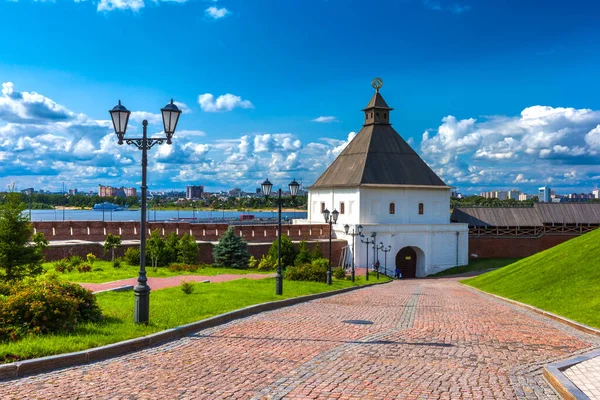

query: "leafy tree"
(213, 226), (250, 269)
(268, 235), (297, 268)
(177, 233), (198, 264)
(163, 232), (180, 265)
(32, 232), (49, 261)
(0, 192), (45, 281)
(146, 229), (165, 268)
(309, 242), (323, 261)
(294, 240), (311, 266)
(103, 234), (121, 262)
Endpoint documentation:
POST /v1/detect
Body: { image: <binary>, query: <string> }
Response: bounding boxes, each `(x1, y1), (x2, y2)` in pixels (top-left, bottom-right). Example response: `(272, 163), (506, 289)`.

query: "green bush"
(69, 255), (83, 269)
(180, 281), (195, 295)
(86, 253), (97, 267)
(167, 263), (200, 273)
(213, 226), (251, 269)
(112, 257), (122, 269)
(177, 233), (198, 264)
(257, 255), (275, 271)
(267, 235), (297, 268)
(248, 255), (258, 269)
(294, 241), (311, 266)
(54, 259), (69, 273)
(123, 247), (141, 266)
(285, 259), (328, 282)
(333, 266), (346, 279)
(77, 263), (92, 273)
(0, 278), (102, 341)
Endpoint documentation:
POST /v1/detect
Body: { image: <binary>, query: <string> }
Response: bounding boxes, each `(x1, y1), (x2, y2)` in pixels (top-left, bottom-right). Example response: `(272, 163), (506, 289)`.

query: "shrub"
(54, 259), (69, 273)
(167, 263), (199, 272)
(248, 255), (258, 269)
(68, 255), (83, 268)
(213, 226), (251, 269)
(267, 235), (297, 268)
(112, 257), (122, 269)
(285, 261), (327, 283)
(177, 233), (198, 264)
(77, 263), (92, 273)
(86, 253), (97, 267)
(104, 234), (121, 262)
(310, 242), (323, 261)
(146, 229), (165, 268)
(294, 241), (311, 266)
(333, 266), (346, 279)
(163, 233), (180, 266)
(0, 278), (102, 341)
(123, 247), (141, 266)
(180, 281), (195, 295)
(257, 255), (275, 271)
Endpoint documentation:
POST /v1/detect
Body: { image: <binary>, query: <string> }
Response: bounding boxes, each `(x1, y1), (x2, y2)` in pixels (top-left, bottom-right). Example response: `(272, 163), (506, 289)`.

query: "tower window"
(371, 113), (373, 118)
(321, 202), (325, 213)
(418, 203), (424, 215)
(340, 202), (345, 214)
(384, 113), (387, 119)
(389, 202), (395, 214)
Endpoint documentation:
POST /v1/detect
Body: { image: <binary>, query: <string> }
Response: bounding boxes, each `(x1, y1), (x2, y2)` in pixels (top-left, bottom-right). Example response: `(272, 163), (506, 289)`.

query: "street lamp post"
(261, 178), (300, 295)
(323, 208), (339, 285)
(343, 224), (362, 282)
(379, 242), (392, 277)
(109, 99), (181, 324)
(360, 231), (377, 281)
(372, 240), (381, 279)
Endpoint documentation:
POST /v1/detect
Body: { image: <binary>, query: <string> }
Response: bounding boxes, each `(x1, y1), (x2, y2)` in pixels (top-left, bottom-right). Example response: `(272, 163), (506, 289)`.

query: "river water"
(27, 209), (308, 223)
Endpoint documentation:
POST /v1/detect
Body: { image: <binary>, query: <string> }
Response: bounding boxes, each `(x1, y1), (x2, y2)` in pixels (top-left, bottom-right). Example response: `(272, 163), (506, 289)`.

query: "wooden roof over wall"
(451, 203), (600, 227)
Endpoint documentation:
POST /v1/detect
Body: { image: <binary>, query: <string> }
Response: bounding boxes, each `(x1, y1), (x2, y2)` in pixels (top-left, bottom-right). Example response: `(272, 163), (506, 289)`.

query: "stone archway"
(395, 247), (417, 278)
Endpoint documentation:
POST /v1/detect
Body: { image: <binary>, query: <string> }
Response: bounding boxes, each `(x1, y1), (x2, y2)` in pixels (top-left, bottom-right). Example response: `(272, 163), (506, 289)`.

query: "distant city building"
(68, 189), (78, 195)
(480, 190), (507, 200)
(593, 189), (600, 199)
(228, 187), (242, 197)
(186, 185), (204, 200)
(538, 186), (551, 203)
(99, 185), (137, 198)
(507, 190), (521, 200)
(21, 188), (34, 195)
(518, 193), (532, 201)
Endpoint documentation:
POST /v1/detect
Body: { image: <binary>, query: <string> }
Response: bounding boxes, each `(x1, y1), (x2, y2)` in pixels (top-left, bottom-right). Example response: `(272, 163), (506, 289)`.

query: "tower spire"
(363, 77), (393, 125)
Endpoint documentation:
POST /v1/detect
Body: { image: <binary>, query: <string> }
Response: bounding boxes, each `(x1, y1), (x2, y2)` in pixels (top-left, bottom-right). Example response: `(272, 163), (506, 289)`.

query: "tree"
(163, 232), (180, 265)
(294, 240), (311, 266)
(146, 229), (165, 268)
(177, 233), (198, 264)
(213, 226), (250, 269)
(309, 242), (323, 261)
(0, 192), (44, 281)
(268, 235), (297, 268)
(104, 234), (121, 262)
(32, 232), (49, 261)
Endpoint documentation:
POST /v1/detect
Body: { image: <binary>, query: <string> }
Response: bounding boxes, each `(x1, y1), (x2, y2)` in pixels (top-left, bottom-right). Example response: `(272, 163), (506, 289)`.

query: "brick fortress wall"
(468, 235), (582, 258)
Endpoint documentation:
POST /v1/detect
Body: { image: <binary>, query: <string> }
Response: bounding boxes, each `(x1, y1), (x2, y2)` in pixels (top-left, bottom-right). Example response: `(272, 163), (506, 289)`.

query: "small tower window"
(371, 113), (373, 118)
(384, 113), (387, 119)
(389, 202), (395, 214)
(321, 202), (326, 213)
(340, 202), (345, 214)
(418, 203), (424, 215)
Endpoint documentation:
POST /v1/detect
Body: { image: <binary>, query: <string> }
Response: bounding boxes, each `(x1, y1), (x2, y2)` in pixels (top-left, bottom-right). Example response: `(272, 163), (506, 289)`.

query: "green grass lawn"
(463, 228), (600, 329)
(43, 261), (272, 283)
(1, 275), (388, 363)
(429, 258), (522, 277)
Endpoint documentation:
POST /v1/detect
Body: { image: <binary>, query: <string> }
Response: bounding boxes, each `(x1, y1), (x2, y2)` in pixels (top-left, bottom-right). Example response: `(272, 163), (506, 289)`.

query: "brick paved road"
(3, 278), (600, 399)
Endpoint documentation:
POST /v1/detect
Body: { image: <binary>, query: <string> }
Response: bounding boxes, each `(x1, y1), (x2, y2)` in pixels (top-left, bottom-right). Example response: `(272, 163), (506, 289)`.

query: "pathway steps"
(2, 277), (600, 399)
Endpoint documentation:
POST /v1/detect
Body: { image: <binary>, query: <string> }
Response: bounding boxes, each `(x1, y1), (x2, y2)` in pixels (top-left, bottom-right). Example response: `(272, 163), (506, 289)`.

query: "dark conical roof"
(310, 81), (448, 189)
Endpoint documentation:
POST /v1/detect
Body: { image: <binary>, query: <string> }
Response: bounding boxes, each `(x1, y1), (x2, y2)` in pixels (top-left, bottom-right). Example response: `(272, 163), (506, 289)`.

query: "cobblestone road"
(3, 278), (599, 399)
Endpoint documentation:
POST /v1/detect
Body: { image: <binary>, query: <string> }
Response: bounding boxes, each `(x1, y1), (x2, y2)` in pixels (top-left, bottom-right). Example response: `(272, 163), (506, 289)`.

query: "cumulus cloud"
(198, 93), (253, 112)
(311, 116), (338, 123)
(97, 0), (144, 11)
(205, 6), (229, 19)
(420, 105), (600, 192)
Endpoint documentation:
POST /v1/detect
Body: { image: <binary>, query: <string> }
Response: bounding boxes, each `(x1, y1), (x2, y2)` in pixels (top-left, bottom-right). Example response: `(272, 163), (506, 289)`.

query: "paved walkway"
(82, 273), (275, 293)
(3, 278), (600, 399)
(564, 356), (600, 399)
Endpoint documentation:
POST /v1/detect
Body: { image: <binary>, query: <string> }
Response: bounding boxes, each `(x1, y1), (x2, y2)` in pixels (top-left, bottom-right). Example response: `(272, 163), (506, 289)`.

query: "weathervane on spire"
(372, 77), (383, 92)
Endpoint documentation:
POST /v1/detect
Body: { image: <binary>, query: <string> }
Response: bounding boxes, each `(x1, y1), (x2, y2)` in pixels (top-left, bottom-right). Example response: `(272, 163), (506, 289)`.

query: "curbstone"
(2, 280), (390, 380)
(92, 285), (134, 294)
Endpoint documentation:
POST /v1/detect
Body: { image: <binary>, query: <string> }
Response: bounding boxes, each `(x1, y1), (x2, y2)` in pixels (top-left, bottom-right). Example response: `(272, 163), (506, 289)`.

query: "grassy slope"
(429, 258), (522, 277)
(1, 275), (388, 362)
(463, 228), (600, 328)
(43, 261), (271, 283)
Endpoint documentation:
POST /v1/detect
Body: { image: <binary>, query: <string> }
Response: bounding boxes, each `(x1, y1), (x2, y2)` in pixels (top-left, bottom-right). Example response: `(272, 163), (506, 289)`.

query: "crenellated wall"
(32, 221), (331, 243)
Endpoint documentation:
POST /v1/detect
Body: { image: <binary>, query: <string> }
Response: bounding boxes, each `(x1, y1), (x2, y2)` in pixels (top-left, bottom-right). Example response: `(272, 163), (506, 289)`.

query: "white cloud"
(311, 116), (337, 123)
(205, 6), (229, 18)
(97, 0), (144, 11)
(198, 93), (253, 112)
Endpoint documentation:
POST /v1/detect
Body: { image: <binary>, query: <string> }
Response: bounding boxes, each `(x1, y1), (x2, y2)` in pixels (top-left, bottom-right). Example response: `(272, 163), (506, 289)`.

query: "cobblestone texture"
(2, 278), (598, 399)
(564, 356), (600, 399)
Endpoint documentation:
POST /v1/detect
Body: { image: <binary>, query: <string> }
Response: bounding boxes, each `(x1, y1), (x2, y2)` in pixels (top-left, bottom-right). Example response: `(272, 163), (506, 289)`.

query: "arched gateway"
(395, 247), (417, 278)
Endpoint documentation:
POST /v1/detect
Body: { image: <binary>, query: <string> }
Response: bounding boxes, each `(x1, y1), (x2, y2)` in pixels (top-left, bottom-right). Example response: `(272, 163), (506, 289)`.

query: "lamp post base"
(327, 270), (332, 285)
(275, 273), (283, 296)
(351, 269), (355, 282)
(133, 284), (150, 324)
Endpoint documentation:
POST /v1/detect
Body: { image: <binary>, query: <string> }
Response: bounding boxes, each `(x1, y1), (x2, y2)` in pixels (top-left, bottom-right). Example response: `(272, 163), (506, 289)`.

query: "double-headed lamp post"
(261, 178), (300, 295)
(343, 224), (362, 282)
(360, 232), (377, 281)
(323, 208), (339, 285)
(109, 99), (181, 324)
(378, 242), (392, 277)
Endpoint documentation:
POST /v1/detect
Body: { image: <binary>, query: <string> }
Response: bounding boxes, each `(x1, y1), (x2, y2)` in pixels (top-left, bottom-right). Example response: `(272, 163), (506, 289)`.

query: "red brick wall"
(469, 235), (578, 258)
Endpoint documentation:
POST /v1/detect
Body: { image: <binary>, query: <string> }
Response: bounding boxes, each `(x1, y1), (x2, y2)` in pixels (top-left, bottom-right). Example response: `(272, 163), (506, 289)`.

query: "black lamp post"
(109, 99), (181, 324)
(261, 178), (300, 295)
(323, 208), (339, 285)
(372, 240), (380, 279)
(360, 231), (376, 281)
(343, 224), (362, 282)
(379, 242), (392, 277)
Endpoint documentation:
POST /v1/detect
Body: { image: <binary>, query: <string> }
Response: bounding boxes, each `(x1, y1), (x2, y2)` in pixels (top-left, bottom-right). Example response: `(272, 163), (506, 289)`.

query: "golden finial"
(372, 77), (383, 92)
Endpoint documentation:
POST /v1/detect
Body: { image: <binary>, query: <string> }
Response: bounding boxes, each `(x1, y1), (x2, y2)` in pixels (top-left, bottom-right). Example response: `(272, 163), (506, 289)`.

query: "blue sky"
(1, 0), (600, 195)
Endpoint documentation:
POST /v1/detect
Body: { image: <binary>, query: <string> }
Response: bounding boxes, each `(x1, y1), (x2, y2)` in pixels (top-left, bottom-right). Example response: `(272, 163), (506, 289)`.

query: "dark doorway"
(396, 247), (417, 278)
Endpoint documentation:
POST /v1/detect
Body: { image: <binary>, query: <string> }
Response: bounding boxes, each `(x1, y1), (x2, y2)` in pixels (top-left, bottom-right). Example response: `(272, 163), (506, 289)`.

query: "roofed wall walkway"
(2, 278), (599, 399)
